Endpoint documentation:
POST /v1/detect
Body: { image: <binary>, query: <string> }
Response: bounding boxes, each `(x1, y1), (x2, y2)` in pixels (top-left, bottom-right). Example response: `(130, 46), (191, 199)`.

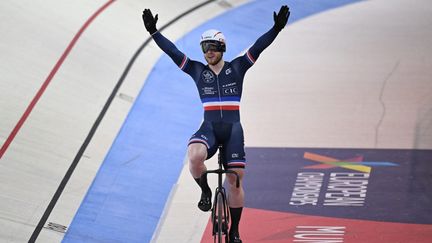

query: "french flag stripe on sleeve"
(246, 51), (256, 64)
(179, 55), (188, 70)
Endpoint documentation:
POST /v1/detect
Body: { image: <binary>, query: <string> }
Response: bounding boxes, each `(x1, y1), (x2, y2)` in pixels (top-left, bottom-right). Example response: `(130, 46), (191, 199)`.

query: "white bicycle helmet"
(200, 29), (226, 53)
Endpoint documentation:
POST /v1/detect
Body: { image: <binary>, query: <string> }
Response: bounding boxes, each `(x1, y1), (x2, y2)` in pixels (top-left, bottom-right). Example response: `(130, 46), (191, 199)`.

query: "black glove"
(273, 5), (290, 32)
(142, 9), (158, 35)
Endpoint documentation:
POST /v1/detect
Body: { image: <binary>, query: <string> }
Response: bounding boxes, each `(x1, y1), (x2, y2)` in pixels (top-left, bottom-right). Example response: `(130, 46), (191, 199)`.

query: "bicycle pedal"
(222, 222), (228, 234)
(213, 220), (229, 235)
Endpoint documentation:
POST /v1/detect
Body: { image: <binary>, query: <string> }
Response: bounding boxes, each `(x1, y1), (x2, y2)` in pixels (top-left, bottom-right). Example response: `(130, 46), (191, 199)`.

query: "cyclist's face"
(204, 49), (223, 65)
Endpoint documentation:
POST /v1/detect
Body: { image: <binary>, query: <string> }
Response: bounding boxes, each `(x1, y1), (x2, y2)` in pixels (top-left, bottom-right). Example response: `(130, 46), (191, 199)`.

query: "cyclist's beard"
(205, 52), (223, 66)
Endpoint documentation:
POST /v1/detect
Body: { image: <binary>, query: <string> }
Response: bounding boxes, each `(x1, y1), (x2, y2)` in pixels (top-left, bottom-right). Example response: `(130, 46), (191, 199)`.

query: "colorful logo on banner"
(240, 147), (432, 243)
(302, 152), (398, 173)
(289, 151), (398, 207)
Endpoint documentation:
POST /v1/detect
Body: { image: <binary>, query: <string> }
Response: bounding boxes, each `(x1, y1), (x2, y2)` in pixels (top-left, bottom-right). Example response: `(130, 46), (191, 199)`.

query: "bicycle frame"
(201, 145), (240, 243)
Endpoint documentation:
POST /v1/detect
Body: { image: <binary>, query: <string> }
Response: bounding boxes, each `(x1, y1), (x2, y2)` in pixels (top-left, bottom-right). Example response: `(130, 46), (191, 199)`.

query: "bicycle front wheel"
(213, 191), (229, 243)
(217, 192), (224, 243)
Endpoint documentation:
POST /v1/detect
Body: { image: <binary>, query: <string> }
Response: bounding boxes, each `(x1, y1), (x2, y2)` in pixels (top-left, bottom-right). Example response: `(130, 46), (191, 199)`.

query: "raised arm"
(248, 5), (290, 62)
(142, 9), (188, 70)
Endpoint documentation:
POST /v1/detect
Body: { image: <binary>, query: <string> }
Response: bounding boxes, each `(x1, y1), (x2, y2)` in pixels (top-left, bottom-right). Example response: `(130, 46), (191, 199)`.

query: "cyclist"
(142, 5), (290, 242)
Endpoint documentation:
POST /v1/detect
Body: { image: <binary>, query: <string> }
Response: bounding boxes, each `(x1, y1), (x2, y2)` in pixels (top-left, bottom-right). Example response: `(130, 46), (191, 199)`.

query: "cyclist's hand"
(142, 8), (158, 34)
(273, 5), (290, 32)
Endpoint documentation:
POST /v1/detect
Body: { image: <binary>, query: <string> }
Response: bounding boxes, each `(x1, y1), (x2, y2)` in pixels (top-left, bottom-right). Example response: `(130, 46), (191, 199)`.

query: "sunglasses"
(201, 41), (226, 53)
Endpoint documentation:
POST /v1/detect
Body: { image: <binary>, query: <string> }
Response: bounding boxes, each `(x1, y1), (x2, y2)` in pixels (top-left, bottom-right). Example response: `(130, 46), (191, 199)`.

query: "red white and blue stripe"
(227, 160), (246, 168)
(179, 55), (189, 70)
(188, 138), (210, 149)
(202, 97), (240, 111)
(246, 50), (256, 65)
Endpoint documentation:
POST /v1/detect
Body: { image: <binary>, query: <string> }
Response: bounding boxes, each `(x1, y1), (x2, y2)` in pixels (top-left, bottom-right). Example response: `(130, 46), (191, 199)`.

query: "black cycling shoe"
(229, 231), (242, 243)
(198, 190), (212, 212)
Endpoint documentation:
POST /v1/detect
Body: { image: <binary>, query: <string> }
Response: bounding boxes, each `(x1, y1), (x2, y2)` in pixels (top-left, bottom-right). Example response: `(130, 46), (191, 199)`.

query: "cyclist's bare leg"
(226, 168), (244, 241)
(188, 143), (207, 178)
(226, 168), (244, 207)
(188, 143), (212, 211)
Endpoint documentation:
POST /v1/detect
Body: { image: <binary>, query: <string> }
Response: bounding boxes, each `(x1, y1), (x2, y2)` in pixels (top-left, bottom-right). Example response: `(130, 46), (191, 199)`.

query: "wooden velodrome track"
(1, 0), (431, 242)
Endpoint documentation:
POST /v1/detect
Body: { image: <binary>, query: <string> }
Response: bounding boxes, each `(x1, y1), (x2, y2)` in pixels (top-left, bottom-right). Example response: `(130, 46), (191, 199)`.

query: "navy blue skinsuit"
(152, 27), (280, 168)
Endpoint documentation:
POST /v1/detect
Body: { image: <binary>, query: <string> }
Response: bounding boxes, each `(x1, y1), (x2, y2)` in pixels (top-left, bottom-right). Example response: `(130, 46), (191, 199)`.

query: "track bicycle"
(201, 145), (240, 243)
